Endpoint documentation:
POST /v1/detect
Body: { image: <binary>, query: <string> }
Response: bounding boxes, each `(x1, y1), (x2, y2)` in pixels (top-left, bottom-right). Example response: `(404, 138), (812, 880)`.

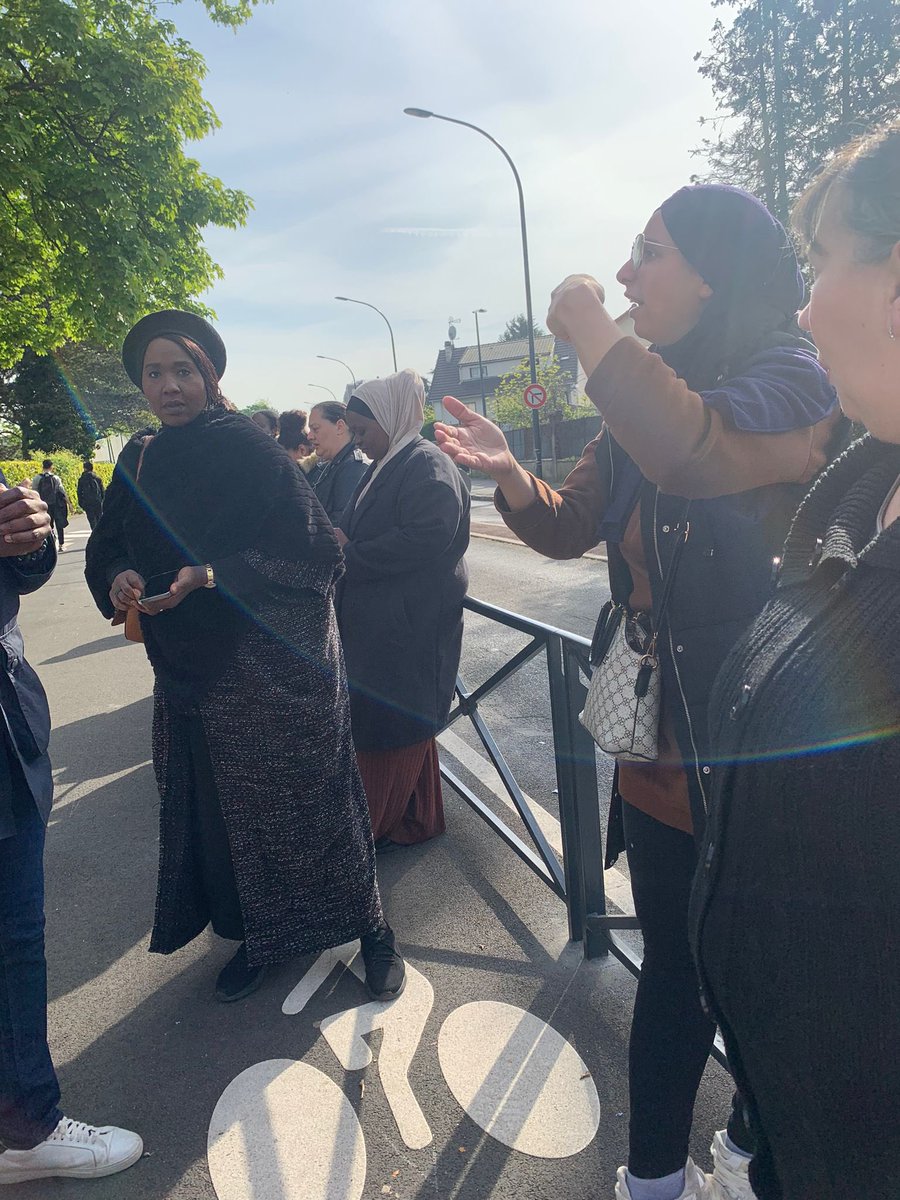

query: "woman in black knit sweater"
(692, 120), (900, 1200)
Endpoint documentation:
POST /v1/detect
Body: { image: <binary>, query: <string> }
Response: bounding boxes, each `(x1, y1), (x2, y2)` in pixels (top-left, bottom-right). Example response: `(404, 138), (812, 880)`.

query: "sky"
(170, 0), (724, 409)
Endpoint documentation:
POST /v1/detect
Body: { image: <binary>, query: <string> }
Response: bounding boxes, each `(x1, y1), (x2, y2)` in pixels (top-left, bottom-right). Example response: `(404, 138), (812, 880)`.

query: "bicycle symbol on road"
(208, 942), (601, 1200)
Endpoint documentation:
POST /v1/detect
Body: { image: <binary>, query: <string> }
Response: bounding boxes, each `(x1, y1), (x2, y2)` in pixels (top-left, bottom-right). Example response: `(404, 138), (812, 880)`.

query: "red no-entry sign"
(523, 383), (547, 409)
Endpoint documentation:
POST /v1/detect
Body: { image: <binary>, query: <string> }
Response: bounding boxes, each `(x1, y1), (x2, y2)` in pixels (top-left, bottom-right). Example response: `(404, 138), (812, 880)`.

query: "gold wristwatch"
(203, 564), (216, 589)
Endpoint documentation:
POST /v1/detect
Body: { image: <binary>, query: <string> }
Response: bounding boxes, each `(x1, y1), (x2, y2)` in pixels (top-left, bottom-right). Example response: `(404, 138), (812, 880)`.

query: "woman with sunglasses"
(436, 184), (842, 1200)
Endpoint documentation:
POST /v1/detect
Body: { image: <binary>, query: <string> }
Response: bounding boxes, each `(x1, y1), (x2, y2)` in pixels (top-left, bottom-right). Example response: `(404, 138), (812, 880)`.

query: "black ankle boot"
(215, 942), (267, 1003)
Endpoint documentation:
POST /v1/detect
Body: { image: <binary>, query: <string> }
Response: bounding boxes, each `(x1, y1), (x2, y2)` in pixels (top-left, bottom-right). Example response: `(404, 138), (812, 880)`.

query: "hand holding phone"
(140, 570), (179, 605)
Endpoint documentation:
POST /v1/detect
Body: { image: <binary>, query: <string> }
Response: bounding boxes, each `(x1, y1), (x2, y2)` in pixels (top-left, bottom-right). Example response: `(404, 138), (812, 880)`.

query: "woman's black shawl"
(85, 409), (341, 702)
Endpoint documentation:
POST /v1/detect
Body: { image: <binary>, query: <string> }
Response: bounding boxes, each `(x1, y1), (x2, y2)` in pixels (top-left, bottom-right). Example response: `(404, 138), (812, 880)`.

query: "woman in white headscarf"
(337, 370), (470, 850)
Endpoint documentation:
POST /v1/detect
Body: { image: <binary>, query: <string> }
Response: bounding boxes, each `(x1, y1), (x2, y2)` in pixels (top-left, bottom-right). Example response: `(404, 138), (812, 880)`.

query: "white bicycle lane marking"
(283, 940), (434, 1150)
(208, 943), (602, 1199)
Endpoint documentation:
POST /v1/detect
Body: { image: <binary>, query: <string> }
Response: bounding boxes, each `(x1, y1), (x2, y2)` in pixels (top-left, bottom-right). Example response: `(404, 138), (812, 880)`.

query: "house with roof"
(426, 333), (586, 425)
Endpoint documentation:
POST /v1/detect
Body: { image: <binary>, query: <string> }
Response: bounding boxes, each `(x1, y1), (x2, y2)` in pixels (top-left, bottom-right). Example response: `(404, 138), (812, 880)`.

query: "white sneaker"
(615, 1157), (710, 1199)
(704, 1130), (756, 1199)
(0, 1116), (143, 1183)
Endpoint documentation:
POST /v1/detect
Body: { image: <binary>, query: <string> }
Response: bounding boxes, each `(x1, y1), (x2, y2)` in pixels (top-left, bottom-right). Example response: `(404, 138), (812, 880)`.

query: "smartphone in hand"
(141, 570), (179, 604)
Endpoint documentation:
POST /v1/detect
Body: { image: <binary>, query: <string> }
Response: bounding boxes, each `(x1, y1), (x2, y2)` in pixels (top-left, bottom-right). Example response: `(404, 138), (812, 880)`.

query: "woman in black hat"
(85, 310), (405, 1004)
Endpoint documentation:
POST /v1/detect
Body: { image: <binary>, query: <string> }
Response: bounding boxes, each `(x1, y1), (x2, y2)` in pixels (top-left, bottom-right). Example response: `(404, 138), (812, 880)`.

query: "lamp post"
(308, 383), (338, 402)
(404, 107), (543, 478)
(335, 296), (397, 373)
(473, 307), (487, 417)
(315, 354), (357, 388)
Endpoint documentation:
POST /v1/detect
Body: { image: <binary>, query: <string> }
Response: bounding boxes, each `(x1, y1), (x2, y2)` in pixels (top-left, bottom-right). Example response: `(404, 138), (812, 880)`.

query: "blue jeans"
(0, 794), (61, 1149)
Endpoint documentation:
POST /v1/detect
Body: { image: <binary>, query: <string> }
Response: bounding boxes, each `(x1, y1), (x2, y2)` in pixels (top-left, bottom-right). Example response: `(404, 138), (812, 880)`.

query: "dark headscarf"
(655, 184), (805, 390)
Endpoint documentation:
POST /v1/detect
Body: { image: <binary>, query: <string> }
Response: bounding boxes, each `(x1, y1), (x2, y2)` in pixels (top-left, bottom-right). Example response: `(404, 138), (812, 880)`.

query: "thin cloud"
(382, 227), (485, 238)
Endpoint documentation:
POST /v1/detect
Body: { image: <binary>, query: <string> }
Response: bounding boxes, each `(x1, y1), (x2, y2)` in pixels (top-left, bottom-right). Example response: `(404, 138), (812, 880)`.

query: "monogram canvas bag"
(580, 605), (661, 761)
(579, 504), (690, 762)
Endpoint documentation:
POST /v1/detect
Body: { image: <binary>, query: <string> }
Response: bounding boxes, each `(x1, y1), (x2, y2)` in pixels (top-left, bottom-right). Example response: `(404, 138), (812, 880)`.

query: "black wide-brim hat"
(122, 309), (227, 389)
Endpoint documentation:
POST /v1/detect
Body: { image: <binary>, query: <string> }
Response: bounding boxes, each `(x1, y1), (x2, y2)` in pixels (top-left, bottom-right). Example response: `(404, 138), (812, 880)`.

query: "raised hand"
(0, 485), (52, 557)
(434, 397), (517, 479)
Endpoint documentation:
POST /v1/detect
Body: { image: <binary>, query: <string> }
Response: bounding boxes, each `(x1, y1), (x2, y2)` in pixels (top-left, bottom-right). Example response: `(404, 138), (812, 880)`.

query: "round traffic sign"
(523, 383), (547, 409)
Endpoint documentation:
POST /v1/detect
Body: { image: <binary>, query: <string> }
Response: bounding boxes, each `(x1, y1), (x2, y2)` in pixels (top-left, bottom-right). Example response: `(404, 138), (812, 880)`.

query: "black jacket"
(77, 471), (105, 511)
(0, 470), (57, 833)
(337, 437), (470, 751)
(601, 432), (816, 853)
(690, 436), (900, 1200)
(312, 442), (368, 525)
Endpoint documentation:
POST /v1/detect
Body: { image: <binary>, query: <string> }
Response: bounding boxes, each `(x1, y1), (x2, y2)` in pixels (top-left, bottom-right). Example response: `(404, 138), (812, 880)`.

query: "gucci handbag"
(579, 506), (690, 762)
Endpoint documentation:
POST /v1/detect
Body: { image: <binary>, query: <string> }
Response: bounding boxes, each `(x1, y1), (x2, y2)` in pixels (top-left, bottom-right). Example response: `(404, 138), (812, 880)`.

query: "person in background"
(85, 310), (405, 1006)
(76, 461), (105, 531)
(338, 371), (469, 851)
(308, 401), (367, 525)
(250, 407), (279, 438)
(0, 476), (143, 1186)
(34, 461), (70, 551)
(436, 183), (840, 1200)
(692, 120), (900, 1200)
(277, 409), (317, 474)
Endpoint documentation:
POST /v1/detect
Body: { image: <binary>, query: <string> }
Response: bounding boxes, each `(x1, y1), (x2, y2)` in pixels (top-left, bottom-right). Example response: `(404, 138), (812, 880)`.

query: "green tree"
(493, 357), (581, 477)
(498, 314), (547, 343)
(693, 0), (899, 225)
(53, 342), (154, 436)
(0, 0), (265, 365)
(11, 349), (97, 456)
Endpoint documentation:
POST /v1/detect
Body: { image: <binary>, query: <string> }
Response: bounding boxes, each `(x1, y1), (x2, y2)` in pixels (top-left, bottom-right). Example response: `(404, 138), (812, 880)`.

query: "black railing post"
(563, 643), (610, 959)
(546, 634), (584, 945)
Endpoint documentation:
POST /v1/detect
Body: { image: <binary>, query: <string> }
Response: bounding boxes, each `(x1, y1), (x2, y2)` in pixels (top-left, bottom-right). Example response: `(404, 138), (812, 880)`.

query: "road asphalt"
(15, 516), (733, 1200)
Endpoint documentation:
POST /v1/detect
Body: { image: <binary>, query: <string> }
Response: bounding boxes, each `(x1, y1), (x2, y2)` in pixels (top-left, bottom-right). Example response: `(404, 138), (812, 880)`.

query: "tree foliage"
(0, 0), (265, 367)
(497, 313), (547, 343)
(54, 342), (154, 435)
(10, 349), (97, 456)
(491, 356), (579, 431)
(693, 0), (899, 224)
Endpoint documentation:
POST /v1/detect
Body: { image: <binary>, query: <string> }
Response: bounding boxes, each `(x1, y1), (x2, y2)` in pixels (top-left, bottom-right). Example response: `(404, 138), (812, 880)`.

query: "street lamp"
(404, 107), (543, 477)
(473, 308), (487, 418)
(335, 296), (397, 373)
(308, 383), (338, 402)
(316, 354), (357, 386)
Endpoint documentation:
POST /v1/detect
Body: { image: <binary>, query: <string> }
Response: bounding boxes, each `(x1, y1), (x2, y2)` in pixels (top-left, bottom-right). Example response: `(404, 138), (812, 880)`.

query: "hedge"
(0, 453), (115, 513)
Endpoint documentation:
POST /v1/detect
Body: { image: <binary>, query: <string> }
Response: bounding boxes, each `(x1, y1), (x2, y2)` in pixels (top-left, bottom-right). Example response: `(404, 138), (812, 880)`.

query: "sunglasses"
(631, 233), (678, 269)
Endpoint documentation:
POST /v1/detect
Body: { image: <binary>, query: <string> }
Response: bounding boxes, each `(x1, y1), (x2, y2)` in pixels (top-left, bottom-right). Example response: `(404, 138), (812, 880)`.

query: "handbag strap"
(135, 435), (154, 481)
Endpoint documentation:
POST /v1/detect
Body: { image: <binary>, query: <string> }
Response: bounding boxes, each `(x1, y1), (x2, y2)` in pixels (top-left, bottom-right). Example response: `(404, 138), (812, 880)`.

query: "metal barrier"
(441, 594), (641, 967)
(442, 594), (729, 1070)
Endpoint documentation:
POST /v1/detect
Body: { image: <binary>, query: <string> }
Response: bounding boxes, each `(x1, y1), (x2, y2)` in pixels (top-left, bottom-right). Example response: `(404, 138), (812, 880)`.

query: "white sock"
(625, 1167), (687, 1200)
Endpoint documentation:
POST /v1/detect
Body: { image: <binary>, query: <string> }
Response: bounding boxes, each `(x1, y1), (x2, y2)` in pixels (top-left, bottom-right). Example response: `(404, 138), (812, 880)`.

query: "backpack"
(36, 472), (61, 510)
(78, 472), (103, 508)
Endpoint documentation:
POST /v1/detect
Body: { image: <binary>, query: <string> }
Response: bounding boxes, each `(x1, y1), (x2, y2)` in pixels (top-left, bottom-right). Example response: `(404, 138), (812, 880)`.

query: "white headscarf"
(351, 368), (425, 509)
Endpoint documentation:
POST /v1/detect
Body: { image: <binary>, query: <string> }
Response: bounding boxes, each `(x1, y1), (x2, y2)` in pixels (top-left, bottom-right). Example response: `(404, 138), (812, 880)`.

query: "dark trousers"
(186, 715), (244, 941)
(52, 516), (65, 547)
(623, 801), (752, 1177)
(0, 796), (61, 1149)
(84, 507), (101, 532)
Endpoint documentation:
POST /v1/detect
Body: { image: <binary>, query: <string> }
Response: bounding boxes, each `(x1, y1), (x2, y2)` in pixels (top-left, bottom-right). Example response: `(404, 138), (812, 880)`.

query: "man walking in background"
(34, 461), (70, 551)
(76, 462), (105, 531)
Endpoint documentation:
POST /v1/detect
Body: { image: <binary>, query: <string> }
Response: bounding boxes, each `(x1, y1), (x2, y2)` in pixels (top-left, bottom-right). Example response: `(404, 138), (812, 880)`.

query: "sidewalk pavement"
(20, 516), (730, 1200)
